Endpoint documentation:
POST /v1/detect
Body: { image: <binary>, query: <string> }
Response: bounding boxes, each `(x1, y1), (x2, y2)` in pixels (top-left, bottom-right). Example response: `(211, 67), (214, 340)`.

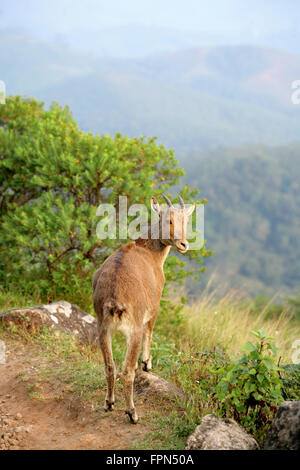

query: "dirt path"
(0, 339), (156, 450)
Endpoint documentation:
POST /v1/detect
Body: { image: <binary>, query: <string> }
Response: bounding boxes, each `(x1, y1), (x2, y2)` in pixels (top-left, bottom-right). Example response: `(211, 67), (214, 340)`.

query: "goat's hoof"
(104, 400), (114, 412)
(125, 408), (138, 424)
(141, 359), (152, 372)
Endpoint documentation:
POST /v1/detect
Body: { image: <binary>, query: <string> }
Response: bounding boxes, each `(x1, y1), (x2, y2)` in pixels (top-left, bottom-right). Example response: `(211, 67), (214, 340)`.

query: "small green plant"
(280, 363), (300, 400)
(213, 329), (284, 438)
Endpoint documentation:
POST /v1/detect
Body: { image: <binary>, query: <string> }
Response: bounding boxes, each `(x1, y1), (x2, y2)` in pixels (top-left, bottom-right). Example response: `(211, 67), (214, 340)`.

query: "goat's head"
(151, 195), (195, 253)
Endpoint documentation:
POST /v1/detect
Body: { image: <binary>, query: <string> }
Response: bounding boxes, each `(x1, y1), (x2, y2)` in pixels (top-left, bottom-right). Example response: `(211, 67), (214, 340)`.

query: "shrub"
(0, 96), (208, 306)
(213, 329), (284, 437)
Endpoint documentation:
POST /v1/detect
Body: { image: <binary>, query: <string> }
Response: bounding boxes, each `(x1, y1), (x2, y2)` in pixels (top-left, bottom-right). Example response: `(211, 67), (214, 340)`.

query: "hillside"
(1, 30), (300, 152)
(1, 288), (299, 449)
(134, 45), (300, 120)
(184, 143), (300, 296)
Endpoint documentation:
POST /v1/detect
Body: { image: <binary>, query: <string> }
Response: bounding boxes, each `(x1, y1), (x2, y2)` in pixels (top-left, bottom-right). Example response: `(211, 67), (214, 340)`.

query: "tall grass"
(0, 289), (44, 312)
(180, 289), (299, 364)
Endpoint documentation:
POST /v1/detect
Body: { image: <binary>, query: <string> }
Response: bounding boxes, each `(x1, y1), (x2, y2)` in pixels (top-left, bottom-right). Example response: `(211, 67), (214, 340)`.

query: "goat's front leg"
(142, 320), (154, 372)
(122, 330), (143, 424)
(99, 327), (116, 411)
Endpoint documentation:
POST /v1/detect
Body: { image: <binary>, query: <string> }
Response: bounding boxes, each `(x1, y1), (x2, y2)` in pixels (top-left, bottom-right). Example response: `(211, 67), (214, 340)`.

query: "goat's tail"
(103, 300), (126, 319)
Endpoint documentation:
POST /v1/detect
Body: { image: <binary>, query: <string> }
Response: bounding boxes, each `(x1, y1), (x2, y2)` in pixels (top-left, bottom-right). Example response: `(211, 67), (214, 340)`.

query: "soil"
(0, 338), (157, 450)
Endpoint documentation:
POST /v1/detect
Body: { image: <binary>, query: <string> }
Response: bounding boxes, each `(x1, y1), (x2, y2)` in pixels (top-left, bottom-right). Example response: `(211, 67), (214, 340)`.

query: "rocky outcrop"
(185, 414), (259, 450)
(0, 301), (98, 345)
(134, 370), (184, 401)
(263, 401), (300, 450)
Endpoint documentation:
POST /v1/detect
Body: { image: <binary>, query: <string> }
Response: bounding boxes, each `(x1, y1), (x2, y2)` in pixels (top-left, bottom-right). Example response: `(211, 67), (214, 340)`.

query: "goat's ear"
(185, 203), (195, 217)
(151, 197), (161, 215)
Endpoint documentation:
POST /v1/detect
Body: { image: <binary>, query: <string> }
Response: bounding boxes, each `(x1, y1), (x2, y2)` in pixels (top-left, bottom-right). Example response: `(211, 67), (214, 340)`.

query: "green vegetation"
(0, 96), (207, 305)
(286, 293), (300, 322)
(0, 95), (299, 449)
(183, 290), (298, 362)
(184, 143), (300, 296)
(281, 364), (300, 401)
(148, 290), (299, 447)
(214, 330), (283, 439)
(1, 288), (298, 449)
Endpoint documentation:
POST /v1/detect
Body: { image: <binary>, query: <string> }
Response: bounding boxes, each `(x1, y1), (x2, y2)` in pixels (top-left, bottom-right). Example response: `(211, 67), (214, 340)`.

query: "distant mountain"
(59, 24), (228, 59)
(136, 45), (300, 111)
(35, 45), (300, 153)
(59, 26), (300, 59)
(1, 30), (300, 153)
(0, 30), (94, 93)
(2, 27), (300, 295)
(184, 143), (300, 296)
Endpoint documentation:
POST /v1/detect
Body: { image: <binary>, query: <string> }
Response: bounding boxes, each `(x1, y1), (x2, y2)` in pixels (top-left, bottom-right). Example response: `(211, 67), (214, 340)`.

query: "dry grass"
(181, 286), (300, 363)
(0, 289), (44, 312)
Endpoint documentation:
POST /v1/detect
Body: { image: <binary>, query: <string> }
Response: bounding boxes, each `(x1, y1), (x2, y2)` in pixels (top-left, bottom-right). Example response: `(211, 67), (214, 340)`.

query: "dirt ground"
(0, 338), (158, 450)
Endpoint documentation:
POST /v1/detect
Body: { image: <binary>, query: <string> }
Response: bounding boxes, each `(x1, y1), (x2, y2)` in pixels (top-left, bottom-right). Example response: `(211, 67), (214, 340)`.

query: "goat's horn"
(178, 195), (185, 209)
(162, 194), (173, 207)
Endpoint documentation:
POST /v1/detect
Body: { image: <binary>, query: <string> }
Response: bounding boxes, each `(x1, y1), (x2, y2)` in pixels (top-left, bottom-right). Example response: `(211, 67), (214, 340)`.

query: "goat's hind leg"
(142, 320), (154, 372)
(122, 330), (143, 424)
(99, 327), (116, 411)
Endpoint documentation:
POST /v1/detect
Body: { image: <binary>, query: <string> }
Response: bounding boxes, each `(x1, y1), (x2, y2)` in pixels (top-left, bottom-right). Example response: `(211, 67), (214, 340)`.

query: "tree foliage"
(0, 96), (207, 303)
(184, 144), (300, 295)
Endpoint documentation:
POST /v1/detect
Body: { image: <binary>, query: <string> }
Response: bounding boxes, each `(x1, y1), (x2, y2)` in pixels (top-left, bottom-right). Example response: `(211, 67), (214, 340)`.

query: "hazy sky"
(1, 0), (300, 59)
(0, 0), (298, 36)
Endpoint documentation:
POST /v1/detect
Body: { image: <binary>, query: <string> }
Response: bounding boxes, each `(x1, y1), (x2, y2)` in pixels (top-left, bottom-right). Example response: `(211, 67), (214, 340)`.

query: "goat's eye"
(170, 220), (173, 225)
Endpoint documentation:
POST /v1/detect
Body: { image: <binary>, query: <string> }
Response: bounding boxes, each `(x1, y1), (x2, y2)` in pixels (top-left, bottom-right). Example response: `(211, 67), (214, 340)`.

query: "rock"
(263, 401), (300, 450)
(0, 301), (98, 345)
(134, 370), (184, 401)
(185, 414), (259, 450)
(0, 340), (6, 364)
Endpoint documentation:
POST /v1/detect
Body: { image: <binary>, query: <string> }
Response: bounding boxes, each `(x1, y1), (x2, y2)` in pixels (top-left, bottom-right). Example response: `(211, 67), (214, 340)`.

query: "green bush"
(0, 96), (208, 307)
(213, 329), (284, 437)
